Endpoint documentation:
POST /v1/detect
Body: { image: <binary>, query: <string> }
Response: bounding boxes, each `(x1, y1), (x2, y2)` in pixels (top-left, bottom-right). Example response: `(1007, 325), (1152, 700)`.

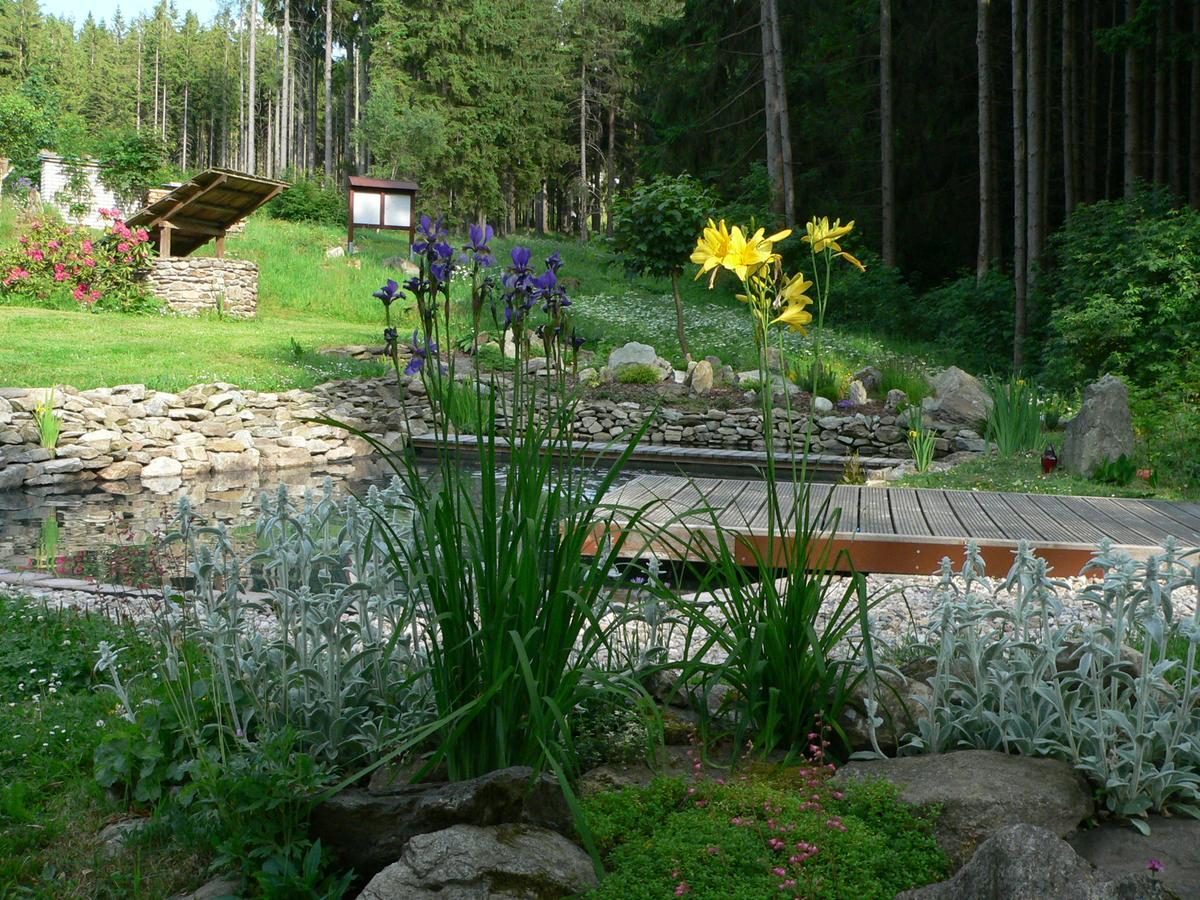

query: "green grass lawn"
(895, 450), (1174, 499)
(0, 594), (210, 898)
(0, 211), (941, 391)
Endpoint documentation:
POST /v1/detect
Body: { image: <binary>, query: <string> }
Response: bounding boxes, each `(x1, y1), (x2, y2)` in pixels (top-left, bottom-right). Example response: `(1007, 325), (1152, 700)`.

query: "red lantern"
(1042, 444), (1058, 474)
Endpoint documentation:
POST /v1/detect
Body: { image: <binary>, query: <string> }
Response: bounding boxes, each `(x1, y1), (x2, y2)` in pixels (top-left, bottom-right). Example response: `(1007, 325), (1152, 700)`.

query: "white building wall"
(38, 152), (122, 229)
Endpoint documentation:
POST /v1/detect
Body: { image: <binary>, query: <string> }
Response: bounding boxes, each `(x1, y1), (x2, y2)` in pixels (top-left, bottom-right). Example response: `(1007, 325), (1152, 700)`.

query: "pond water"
(0, 458), (642, 585)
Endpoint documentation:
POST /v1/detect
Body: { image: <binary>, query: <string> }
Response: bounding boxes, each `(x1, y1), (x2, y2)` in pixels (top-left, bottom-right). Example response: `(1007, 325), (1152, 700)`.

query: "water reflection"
(0, 457), (639, 577)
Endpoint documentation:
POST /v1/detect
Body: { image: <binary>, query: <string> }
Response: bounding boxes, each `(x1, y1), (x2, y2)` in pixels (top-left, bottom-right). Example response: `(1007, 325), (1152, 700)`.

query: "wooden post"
(215, 231), (226, 258)
(159, 223), (174, 257)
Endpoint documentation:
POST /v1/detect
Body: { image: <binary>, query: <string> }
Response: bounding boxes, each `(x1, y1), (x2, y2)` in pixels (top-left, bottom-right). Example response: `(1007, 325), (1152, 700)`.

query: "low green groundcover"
(583, 769), (948, 899)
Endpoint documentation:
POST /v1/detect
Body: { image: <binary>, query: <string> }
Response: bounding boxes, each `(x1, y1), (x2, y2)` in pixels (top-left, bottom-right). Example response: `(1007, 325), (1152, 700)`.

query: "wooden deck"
(597, 475), (1200, 575)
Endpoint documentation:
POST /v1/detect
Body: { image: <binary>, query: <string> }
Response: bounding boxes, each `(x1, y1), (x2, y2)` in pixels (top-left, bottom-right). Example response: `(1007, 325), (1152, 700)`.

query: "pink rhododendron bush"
(0, 209), (158, 312)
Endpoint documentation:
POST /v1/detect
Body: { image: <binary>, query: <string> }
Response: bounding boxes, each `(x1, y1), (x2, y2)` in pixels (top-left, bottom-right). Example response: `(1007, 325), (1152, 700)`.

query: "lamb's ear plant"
(906, 538), (1200, 833)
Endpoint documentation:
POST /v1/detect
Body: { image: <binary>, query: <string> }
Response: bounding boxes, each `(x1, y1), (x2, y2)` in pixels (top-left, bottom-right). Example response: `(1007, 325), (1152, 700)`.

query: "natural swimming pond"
(0, 456), (649, 584)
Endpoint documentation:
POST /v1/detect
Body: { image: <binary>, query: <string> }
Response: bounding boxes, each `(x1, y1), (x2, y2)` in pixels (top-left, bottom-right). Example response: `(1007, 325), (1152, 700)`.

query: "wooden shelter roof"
(347, 175), (418, 192)
(127, 169), (290, 258)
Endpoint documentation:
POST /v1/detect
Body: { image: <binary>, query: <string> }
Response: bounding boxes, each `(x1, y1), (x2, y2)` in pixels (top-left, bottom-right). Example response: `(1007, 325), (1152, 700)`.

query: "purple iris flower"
(404, 276), (424, 294)
(413, 215), (448, 256)
(570, 333), (587, 351)
(510, 246), (533, 272)
(430, 261), (452, 283)
(404, 330), (438, 376)
(373, 279), (402, 307)
(467, 223), (495, 267)
(546, 251), (562, 273)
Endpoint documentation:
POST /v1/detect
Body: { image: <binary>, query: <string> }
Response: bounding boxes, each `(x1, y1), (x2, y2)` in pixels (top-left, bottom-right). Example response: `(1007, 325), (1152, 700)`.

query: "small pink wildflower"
(772, 867), (787, 877)
(674, 881), (690, 896)
(1147, 859), (1165, 875)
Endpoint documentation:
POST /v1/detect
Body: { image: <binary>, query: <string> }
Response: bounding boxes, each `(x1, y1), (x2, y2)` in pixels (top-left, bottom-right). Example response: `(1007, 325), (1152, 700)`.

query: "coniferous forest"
(4, 1), (1199, 277)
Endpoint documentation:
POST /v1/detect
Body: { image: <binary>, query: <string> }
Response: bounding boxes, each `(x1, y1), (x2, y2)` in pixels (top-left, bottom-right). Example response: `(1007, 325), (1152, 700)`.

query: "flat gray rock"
(356, 824), (596, 899)
(1070, 816), (1199, 899)
(311, 766), (573, 879)
(837, 749), (1094, 866)
(899, 824), (1176, 899)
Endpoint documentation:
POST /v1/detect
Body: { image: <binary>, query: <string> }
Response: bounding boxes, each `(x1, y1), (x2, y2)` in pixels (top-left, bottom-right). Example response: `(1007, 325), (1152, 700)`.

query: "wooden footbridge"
(597, 474), (1200, 575)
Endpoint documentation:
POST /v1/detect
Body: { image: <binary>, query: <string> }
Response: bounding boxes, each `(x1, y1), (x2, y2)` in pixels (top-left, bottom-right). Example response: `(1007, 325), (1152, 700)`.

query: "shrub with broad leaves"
(0, 209), (157, 312)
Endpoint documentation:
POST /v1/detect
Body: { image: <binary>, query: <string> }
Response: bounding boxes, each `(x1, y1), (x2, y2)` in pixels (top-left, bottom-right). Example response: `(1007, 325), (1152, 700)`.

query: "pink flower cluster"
(0, 213), (153, 308)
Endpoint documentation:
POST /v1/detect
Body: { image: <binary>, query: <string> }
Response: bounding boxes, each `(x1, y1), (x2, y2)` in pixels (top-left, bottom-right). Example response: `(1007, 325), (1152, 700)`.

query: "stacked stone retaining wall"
(143, 257), (259, 318)
(0, 374), (985, 494)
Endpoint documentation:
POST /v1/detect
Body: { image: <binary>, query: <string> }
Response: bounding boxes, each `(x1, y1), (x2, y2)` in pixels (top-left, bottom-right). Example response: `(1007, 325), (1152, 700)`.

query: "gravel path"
(7, 565), (1196, 669)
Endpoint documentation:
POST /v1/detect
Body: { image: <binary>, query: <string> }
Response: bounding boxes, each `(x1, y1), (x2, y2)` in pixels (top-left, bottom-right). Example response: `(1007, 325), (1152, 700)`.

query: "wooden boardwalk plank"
(943, 491), (1009, 540)
(1053, 495), (1162, 546)
(1028, 495), (1112, 544)
(858, 486), (894, 535)
(596, 474), (1200, 575)
(1119, 499), (1200, 545)
(827, 485), (861, 533)
(1000, 492), (1082, 543)
(888, 489), (932, 536)
(916, 491), (963, 538)
(971, 492), (1044, 540)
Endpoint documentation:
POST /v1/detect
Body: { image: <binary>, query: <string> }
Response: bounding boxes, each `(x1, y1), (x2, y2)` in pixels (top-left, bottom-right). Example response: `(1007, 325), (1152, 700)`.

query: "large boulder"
(1069, 816), (1199, 899)
(921, 366), (992, 429)
(836, 750), (1094, 867)
(838, 670), (932, 755)
(1061, 374), (1135, 477)
(607, 341), (659, 372)
(311, 767), (573, 879)
(688, 359), (714, 396)
(899, 825), (1175, 900)
(356, 824), (597, 900)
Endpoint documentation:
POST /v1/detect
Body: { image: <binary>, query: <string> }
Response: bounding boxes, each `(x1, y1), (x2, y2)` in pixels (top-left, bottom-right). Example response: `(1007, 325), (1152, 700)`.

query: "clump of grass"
(616, 363), (665, 385)
(907, 426), (937, 472)
(878, 360), (931, 406)
(791, 357), (848, 400)
(985, 377), (1043, 455)
(33, 387), (61, 452)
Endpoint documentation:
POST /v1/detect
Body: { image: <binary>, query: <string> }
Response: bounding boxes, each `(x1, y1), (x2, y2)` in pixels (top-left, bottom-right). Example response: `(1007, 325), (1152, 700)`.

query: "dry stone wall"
(143, 258), (259, 318)
(0, 372), (986, 495)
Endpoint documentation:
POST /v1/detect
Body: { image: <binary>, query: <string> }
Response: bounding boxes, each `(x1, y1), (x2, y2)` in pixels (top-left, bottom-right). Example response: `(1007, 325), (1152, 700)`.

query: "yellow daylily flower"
(690, 218), (732, 285)
(781, 272), (813, 304)
(803, 216), (855, 253)
(771, 301), (814, 333)
(838, 251), (866, 272)
(722, 226), (781, 281)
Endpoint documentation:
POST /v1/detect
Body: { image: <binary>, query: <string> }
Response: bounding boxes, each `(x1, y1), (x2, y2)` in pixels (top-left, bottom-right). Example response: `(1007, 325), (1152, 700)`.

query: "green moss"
(616, 364), (665, 386)
(582, 769), (948, 899)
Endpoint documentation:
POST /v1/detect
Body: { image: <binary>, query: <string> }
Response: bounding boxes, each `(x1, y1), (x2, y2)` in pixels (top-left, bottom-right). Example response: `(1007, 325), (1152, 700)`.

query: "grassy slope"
(896, 451), (1172, 499)
(0, 211), (942, 391)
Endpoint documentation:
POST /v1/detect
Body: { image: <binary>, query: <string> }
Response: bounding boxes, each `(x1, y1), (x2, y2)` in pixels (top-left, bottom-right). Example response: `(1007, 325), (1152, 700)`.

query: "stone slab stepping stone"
(1069, 816), (1199, 899)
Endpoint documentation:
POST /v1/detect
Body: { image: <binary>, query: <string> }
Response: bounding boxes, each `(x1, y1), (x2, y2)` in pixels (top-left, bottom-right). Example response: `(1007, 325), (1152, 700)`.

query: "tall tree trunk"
(153, 45), (159, 133)
(1013, 0), (1029, 372)
(768, 0), (795, 223)
(1154, 3), (1168, 184)
(1192, 2), (1200, 206)
(881, 0), (896, 267)
(136, 34), (142, 131)
(281, 0), (291, 172)
(182, 82), (189, 171)
(976, 0), (993, 278)
(1169, 23), (1182, 196)
(1124, 0), (1140, 197)
(1027, 0), (1045, 298)
(324, 0), (333, 177)
(344, 36), (353, 172)
(247, 0), (257, 173)
(579, 58), (589, 241)
(1061, 0), (1077, 215)
(1082, 0), (1098, 202)
(606, 100), (617, 237)
(760, 0), (783, 221)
